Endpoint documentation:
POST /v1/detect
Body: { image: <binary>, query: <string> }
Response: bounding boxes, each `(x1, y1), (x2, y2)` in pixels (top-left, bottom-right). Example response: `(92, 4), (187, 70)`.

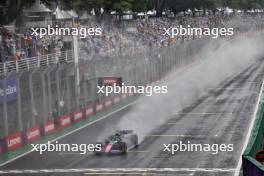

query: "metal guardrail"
(0, 50), (73, 75)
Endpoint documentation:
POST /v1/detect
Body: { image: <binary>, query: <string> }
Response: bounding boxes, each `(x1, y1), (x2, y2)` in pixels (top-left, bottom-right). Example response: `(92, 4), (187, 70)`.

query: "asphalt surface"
(1, 58), (264, 176)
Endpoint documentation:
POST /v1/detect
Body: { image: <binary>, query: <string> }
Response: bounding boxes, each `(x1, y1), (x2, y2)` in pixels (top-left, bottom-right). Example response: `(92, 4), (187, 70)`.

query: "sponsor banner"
(6, 132), (22, 151)
(98, 77), (122, 86)
(121, 94), (127, 100)
(26, 126), (40, 143)
(0, 76), (17, 103)
(104, 99), (112, 108)
(73, 110), (84, 122)
(44, 120), (55, 135)
(96, 102), (104, 112)
(58, 114), (71, 128)
(129, 92), (134, 96)
(113, 96), (120, 103)
(85, 106), (94, 116)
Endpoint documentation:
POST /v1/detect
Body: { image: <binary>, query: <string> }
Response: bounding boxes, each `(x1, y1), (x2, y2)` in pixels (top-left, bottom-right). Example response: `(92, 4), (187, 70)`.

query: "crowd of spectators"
(0, 27), (63, 63)
(79, 13), (264, 60)
(1, 13), (264, 63)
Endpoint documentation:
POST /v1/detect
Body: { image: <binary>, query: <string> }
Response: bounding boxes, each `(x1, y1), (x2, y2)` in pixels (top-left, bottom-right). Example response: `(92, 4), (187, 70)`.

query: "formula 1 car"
(95, 130), (138, 155)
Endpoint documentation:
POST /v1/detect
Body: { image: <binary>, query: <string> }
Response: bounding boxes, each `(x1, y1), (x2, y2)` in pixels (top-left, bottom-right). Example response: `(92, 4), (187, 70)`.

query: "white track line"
(146, 134), (205, 138)
(173, 112), (234, 115)
(0, 168), (236, 174)
(0, 99), (140, 167)
(209, 88), (250, 90)
(234, 80), (264, 176)
(84, 173), (157, 175)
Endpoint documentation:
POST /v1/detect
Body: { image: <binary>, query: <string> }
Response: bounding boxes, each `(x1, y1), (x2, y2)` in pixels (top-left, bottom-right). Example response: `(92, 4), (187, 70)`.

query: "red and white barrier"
(26, 126), (40, 143)
(105, 99), (112, 108)
(0, 88), (136, 154)
(43, 120), (55, 135)
(113, 96), (120, 103)
(6, 132), (22, 151)
(121, 94), (127, 100)
(58, 114), (71, 128)
(73, 110), (84, 122)
(85, 106), (94, 117)
(96, 102), (104, 112)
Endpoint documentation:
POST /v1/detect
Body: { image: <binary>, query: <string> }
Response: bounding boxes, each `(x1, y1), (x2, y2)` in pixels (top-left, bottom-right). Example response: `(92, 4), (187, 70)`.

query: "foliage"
(1, 0), (264, 25)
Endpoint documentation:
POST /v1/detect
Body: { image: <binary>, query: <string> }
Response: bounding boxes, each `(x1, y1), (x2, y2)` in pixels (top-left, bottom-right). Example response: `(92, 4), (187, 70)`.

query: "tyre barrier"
(0, 93), (134, 156)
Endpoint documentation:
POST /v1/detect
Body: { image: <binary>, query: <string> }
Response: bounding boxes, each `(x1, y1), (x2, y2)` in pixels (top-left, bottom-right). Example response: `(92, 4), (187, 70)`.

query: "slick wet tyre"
(121, 142), (127, 155)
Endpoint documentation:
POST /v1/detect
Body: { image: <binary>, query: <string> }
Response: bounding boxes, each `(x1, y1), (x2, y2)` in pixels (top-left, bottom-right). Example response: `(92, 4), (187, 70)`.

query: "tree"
(0, 0), (35, 25)
(132, 0), (148, 12)
(148, 0), (166, 17)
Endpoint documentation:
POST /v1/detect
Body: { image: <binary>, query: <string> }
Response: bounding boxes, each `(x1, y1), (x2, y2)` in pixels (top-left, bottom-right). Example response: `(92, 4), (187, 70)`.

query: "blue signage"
(0, 77), (17, 103)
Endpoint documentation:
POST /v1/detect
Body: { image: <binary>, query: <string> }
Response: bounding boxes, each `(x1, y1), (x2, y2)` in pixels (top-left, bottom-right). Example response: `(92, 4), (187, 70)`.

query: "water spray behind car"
(116, 33), (264, 143)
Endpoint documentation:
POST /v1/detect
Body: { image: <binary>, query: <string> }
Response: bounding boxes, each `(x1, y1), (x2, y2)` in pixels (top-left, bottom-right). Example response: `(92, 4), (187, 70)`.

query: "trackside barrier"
(121, 94), (127, 100)
(57, 114), (71, 128)
(113, 96), (121, 104)
(26, 125), (40, 143)
(5, 132), (22, 152)
(104, 98), (113, 108)
(242, 81), (264, 175)
(95, 102), (104, 112)
(42, 120), (56, 136)
(0, 93), (135, 157)
(73, 110), (84, 122)
(85, 105), (94, 117)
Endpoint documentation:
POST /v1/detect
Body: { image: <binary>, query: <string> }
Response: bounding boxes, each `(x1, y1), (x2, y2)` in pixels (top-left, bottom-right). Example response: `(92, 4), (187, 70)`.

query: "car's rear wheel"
(121, 142), (127, 154)
(133, 135), (139, 148)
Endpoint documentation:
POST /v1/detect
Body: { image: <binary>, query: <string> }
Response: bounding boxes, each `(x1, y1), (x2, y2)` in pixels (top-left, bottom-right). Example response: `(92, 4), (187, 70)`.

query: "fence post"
(3, 76), (8, 136)
(47, 68), (53, 117)
(46, 55), (49, 66)
(27, 58), (30, 70)
(16, 60), (19, 72)
(37, 57), (40, 68)
(17, 73), (23, 131)
(41, 70), (48, 121)
(66, 76), (71, 114)
(84, 78), (88, 105)
(29, 70), (36, 125)
(56, 66), (61, 116)
(3, 63), (6, 75)
(73, 35), (80, 109)
(65, 51), (68, 62)
(90, 59), (97, 108)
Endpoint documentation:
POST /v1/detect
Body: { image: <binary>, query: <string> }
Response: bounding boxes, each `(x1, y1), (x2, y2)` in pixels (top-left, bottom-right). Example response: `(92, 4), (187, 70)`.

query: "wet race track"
(1, 58), (264, 176)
